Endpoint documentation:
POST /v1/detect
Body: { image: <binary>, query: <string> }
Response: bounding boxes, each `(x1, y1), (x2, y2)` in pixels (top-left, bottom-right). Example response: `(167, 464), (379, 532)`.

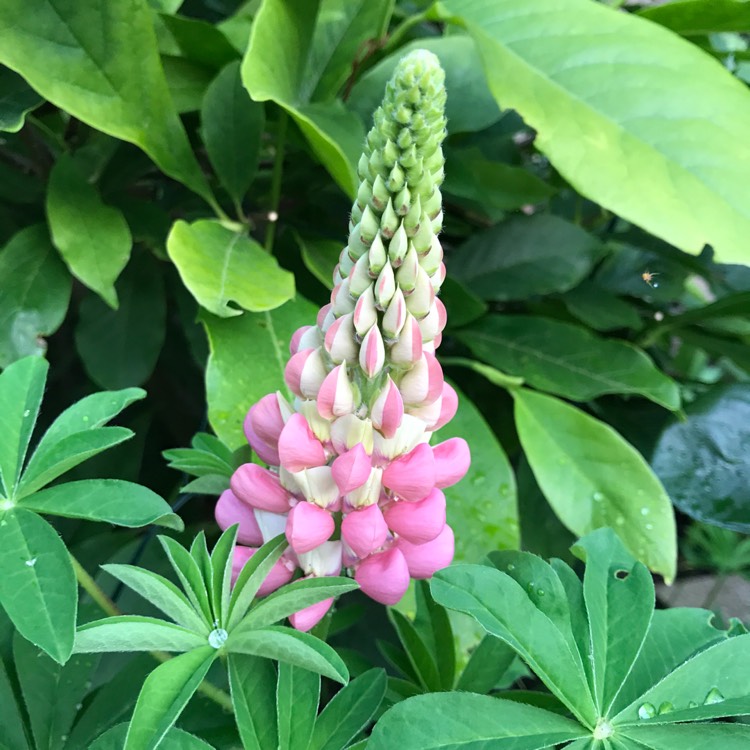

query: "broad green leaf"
(159, 14), (238, 70)
(562, 282), (643, 333)
(297, 235), (340, 290)
(0, 0), (211, 201)
(573, 530), (655, 715)
(67, 655), (153, 749)
(348, 35), (501, 134)
(0, 656), (30, 750)
(210, 524), (238, 627)
(652, 291), (750, 332)
(310, 669), (387, 750)
(201, 61), (264, 205)
(441, 357), (523, 390)
(388, 609), (441, 692)
(203, 295), (318, 449)
(452, 216), (601, 301)
(162, 55), (214, 113)
(74, 616), (207, 653)
(0, 508), (75, 663)
(20, 479), (182, 530)
(611, 608), (728, 716)
(238, 577), (358, 632)
(101, 564), (208, 633)
(457, 316), (680, 410)
(17, 386), (145, 495)
(434, 382), (519, 560)
(639, 0), (750, 34)
(74, 251), (166, 387)
(228, 654), (278, 750)
(651, 384), (750, 532)
(227, 625), (348, 684)
(514, 388), (677, 582)
(431, 564), (597, 726)
(17, 427), (133, 497)
(46, 154), (132, 308)
(241, 0), (392, 196)
(442, 0), (750, 264)
(0, 66), (42, 131)
(368, 693), (588, 750)
(92, 723), (214, 750)
(455, 634), (516, 694)
(13, 633), (98, 750)
(159, 536), (213, 624)
(414, 580), (455, 690)
(182, 475), (230, 495)
(0, 224), (72, 368)
(124, 646), (216, 750)
(227, 534), (288, 630)
(0, 355), (47, 496)
(167, 219), (294, 317)
(277, 662), (320, 750)
(623, 724), (750, 750)
(613, 633), (750, 725)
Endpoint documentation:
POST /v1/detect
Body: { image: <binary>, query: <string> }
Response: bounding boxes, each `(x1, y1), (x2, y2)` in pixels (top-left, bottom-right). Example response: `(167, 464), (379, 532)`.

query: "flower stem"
(264, 109), (288, 253)
(71, 553), (234, 713)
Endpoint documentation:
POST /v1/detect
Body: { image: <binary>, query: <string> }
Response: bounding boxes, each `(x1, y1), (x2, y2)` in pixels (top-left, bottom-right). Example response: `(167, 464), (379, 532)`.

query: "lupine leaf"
(0, 66), (42, 132)
(210, 525), (238, 627)
(455, 634), (516, 694)
(388, 610), (441, 693)
(414, 580), (455, 691)
(159, 536), (213, 624)
(91, 723), (215, 750)
(73, 616), (207, 653)
(228, 654), (278, 750)
(622, 723), (750, 749)
(0, 656), (30, 750)
(277, 662), (320, 750)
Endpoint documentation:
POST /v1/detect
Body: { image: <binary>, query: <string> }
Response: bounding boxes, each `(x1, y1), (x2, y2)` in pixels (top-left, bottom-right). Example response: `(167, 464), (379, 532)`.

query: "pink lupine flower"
(216, 50), (471, 629)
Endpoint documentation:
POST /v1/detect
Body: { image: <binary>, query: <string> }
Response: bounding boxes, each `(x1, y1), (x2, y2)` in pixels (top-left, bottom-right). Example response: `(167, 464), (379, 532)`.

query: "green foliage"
(369, 529), (750, 748)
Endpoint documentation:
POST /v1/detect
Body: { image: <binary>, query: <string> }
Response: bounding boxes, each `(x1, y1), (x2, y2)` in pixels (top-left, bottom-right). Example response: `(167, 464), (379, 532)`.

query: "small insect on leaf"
(641, 270), (659, 288)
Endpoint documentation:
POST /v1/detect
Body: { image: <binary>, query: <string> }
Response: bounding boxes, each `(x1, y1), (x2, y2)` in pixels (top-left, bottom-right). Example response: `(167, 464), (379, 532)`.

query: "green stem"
(71, 553), (234, 713)
(383, 7), (432, 54)
(264, 110), (288, 253)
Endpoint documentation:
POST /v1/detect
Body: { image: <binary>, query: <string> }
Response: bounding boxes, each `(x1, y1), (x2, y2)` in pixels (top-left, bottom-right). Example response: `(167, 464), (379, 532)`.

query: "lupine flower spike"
(216, 49), (470, 630)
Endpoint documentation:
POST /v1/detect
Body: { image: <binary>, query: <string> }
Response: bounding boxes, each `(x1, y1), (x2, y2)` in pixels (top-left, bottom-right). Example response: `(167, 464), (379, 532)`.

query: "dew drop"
(593, 491), (604, 502)
(25, 558), (37, 567)
(23, 409), (30, 417)
(527, 581), (536, 593)
(75, 702), (82, 710)
(536, 588), (545, 597)
(645, 523), (654, 530)
(615, 516), (625, 526)
(638, 703), (656, 720)
(688, 701), (698, 709)
(506, 563), (515, 572)
(704, 688), (724, 705)
(208, 628), (228, 649)
(640, 507), (650, 516)
(658, 701), (674, 715)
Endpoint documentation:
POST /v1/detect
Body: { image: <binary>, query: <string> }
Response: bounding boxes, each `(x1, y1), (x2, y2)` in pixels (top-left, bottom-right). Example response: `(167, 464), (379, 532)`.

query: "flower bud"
(430, 263), (446, 293)
(353, 285), (377, 337)
(388, 314), (422, 367)
(215, 489), (263, 546)
(332, 279), (356, 316)
(230, 464), (292, 514)
(384, 487), (446, 544)
(348, 223), (368, 259)
(417, 301), (442, 342)
(357, 152), (370, 181)
(405, 395), (443, 430)
(330, 414), (374, 455)
(403, 194), (422, 236)
(317, 363), (356, 419)
(396, 524), (454, 579)
(382, 442), (435, 501)
(396, 245), (419, 293)
(355, 547), (410, 605)
(286, 502), (335, 554)
(324, 313), (358, 364)
(289, 595), (334, 632)
(374, 262), (396, 309)
(294, 465), (341, 509)
(285, 347), (329, 399)
(398, 353), (443, 406)
(368, 233), (387, 277)
(393, 185), (411, 216)
(382, 288), (407, 341)
(434, 382), (458, 431)
(317, 303), (332, 329)
(345, 466), (383, 509)
(411, 214), (433, 255)
(349, 252), (374, 298)
(433, 438), (471, 489)
(371, 174), (389, 210)
(360, 205), (380, 245)
(405, 267), (435, 319)
(332, 443), (372, 494)
(278, 413), (327, 473)
(431, 210), (443, 234)
(356, 179), (372, 210)
(424, 188), (442, 219)
(387, 163), (405, 193)
(342, 504), (389, 559)
(290, 325), (313, 356)
(388, 223), (408, 267)
(359, 325), (386, 378)
(380, 198), (399, 239)
(296, 398), (331, 443)
(370, 375), (404, 439)
(420, 235), (443, 275)
(244, 393), (285, 465)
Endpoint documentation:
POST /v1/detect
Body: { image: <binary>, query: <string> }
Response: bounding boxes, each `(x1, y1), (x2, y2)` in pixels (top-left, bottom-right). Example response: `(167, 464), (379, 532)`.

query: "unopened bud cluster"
(215, 50), (469, 631)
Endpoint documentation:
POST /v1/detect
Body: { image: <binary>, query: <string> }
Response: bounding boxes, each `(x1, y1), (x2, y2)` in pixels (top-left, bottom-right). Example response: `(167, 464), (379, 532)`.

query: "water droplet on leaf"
(638, 703), (657, 720)
(704, 688), (724, 705)
(208, 628), (228, 649)
(658, 701), (674, 714)
(25, 558), (37, 567)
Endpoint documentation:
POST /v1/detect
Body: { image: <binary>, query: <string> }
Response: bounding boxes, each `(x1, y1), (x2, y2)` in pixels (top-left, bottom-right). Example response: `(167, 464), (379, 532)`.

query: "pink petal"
(289, 596), (334, 632)
(244, 394), (285, 464)
(215, 489), (263, 546)
(396, 525), (455, 579)
(290, 325), (313, 355)
(324, 313), (358, 364)
(355, 547), (410, 605)
(230, 464), (291, 513)
(434, 382), (458, 431)
(398, 353), (444, 406)
(331, 443), (372, 494)
(231, 546), (296, 595)
(389, 314), (422, 367)
(384, 488), (446, 544)
(284, 348), (328, 399)
(359, 325), (385, 378)
(317, 303), (332, 329)
(382, 442), (435, 501)
(317, 364), (355, 420)
(342, 504), (389, 559)
(278, 413), (327, 473)
(285, 502), (335, 554)
(433, 438), (471, 489)
(370, 376), (404, 439)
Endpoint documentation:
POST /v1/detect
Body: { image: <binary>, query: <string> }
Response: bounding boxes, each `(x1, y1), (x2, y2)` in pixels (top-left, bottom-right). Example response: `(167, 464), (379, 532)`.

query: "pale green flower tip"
(394, 49), (445, 86)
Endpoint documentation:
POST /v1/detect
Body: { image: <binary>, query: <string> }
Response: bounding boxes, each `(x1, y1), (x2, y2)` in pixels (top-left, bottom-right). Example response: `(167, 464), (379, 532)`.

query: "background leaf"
(0, 0), (211, 201)
(639, 0), (750, 35)
(0, 224), (71, 368)
(167, 219), (294, 317)
(46, 154), (132, 308)
(228, 654), (278, 750)
(0, 65), (42, 132)
(276, 662), (320, 750)
(513, 388), (677, 582)
(203, 295), (318, 449)
(442, 0), (750, 263)
(91, 723), (215, 750)
(0, 508), (76, 663)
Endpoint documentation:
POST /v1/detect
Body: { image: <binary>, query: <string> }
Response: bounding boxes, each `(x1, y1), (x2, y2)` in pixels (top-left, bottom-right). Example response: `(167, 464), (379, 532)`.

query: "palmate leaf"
(210, 524), (239, 627)
(159, 535), (213, 624)
(228, 654), (278, 750)
(73, 616), (208, 653)
(277, 662), (320, 750)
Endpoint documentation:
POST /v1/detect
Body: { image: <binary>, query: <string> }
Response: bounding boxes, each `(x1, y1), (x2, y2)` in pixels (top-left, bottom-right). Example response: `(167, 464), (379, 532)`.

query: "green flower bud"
(396, 245), (420, 293)
(386, 163), (405, 193)
(360, 205), (380, 246)
(395, 105), (411, 124)
(348, 225), (368, 260)
(357, 153), (370, 181)
(431, 210), (443, 234)
(399, 145), (419, 170)
(368, 233), (387, 277)
(397, 128), (413, 150)
(412, 214), (433, 255)
(403, 195), (422, 236)
(380, 199), (400, 239)
(394, 186), (411, 216)
(350, 253), (373, 298)
(371, 174), (390, 211)
(356, 180), (372, 210)
(388, 223), (409, 267)
(423, 188), (442, 219)
(419, 235), (443, 276)
(383, 139), (399, 168)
